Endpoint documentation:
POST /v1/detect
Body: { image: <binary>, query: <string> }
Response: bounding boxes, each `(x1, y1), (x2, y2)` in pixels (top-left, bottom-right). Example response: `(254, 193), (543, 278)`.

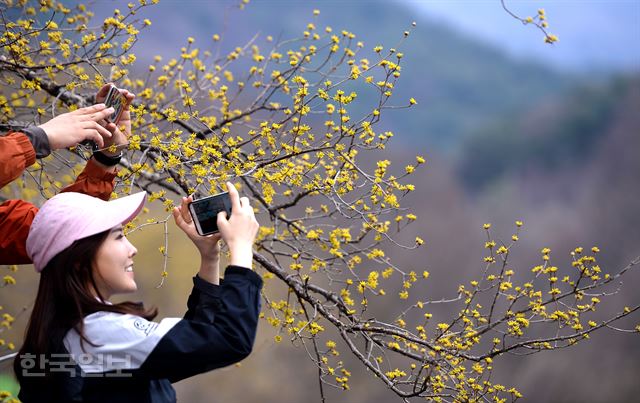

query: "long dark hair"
(14, 229), (157, 381)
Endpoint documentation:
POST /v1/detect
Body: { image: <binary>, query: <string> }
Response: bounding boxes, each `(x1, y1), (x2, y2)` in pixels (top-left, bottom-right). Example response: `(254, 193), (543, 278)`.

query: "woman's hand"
(95, 83), (135, 156)
(217, 182), (259, 269)
(173, 196), (222, 284)
(38, 104), (114, 150)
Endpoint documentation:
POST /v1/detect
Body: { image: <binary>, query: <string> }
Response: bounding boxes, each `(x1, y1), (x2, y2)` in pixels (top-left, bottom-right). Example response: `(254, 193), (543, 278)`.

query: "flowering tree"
(0, 1), (637, 402)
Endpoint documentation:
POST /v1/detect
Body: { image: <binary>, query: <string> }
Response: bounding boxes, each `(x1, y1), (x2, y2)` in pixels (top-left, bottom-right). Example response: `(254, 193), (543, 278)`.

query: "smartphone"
(188, 191), (232, 236)
(104, 85), (130, 125)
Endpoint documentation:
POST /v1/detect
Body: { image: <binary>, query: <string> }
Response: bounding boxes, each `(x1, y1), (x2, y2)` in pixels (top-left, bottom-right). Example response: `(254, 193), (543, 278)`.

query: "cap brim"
(112, 191), (147, 226)
(88, 191), (147, 237)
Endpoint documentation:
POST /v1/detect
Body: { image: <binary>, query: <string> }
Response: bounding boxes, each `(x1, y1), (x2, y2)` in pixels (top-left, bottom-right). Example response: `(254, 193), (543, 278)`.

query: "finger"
(86, 130), (105, 148)
(226, 181), (242, 211)
(87, 107), (115, 122)
(172, 207), (187, 230)
(181, 197), (193, 223)
(247, 205), (257, 219)
(123, 90), (135, 104)
(176, 205), (189, 226)
(123, 97), (134, 112)
(96, 84), (112, 102)
(84, 121), (112, 138)
(113, 90), (134, 115)
(104, 122), (118, 134)
(240, 196), (250, 210)
(72, 103), (107, 115)
(217, 210), (229, 232)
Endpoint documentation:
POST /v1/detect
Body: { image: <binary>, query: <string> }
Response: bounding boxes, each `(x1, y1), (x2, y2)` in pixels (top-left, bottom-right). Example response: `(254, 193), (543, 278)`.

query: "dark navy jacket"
(17, 266), (263, 402)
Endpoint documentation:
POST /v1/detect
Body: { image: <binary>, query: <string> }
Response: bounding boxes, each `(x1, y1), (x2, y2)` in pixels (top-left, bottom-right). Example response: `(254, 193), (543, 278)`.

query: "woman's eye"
(116, 234), (124, 240)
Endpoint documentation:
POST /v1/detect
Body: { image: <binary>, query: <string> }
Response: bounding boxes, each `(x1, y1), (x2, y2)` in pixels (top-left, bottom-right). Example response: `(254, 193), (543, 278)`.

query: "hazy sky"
(406, 0), (640, 72)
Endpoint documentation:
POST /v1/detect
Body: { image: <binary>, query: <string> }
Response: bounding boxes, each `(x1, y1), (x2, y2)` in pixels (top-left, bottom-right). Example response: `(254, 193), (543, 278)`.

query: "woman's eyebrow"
(109, 226), (124, 234)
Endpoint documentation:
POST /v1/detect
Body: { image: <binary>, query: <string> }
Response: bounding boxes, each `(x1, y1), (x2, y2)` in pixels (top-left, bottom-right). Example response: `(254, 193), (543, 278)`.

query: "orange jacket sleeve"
(0, 199), (36, 264)
(1, 132), (117, 265)
(0, 132), (36, 188)
(61, 158), (117, 201)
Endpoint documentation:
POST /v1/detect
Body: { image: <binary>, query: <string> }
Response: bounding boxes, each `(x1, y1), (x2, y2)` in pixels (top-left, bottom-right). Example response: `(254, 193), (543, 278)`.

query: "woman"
(1, 84), (134, 265)
(14, 182), (262, 402)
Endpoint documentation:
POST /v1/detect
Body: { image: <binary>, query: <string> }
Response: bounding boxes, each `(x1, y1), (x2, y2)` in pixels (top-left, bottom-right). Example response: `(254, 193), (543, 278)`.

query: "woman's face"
(93, 225), (138, 299)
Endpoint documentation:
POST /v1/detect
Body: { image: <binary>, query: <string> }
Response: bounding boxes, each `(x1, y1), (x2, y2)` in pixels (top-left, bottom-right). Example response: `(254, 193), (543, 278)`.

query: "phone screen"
(188, 192), (232, 235)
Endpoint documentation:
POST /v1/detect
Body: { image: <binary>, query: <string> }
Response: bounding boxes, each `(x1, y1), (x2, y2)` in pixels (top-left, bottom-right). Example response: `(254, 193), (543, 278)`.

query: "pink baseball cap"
(26, 191), (147, 272)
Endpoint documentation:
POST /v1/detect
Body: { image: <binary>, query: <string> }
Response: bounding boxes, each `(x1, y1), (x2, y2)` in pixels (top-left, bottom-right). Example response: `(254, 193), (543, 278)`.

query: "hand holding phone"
(104, 85), (131, 125)
(174, 182), (259, 271)
(81, 84), (132, 152)
(188, 191), (232, 236)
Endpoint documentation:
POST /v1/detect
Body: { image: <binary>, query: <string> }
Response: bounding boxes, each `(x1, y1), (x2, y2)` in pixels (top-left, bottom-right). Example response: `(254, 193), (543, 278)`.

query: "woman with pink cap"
(14, 182), (262, 402)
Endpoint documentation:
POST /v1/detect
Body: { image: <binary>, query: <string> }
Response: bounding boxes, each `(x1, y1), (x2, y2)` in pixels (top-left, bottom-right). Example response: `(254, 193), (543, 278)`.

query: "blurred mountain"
(451, 73), (640, 402)
(457, 74), (639, 192)
(97, 0), (579, 151)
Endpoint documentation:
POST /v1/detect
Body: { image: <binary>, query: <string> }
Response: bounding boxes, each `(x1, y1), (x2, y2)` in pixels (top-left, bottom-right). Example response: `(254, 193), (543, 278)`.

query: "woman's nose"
(126, 238), (138, 257)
